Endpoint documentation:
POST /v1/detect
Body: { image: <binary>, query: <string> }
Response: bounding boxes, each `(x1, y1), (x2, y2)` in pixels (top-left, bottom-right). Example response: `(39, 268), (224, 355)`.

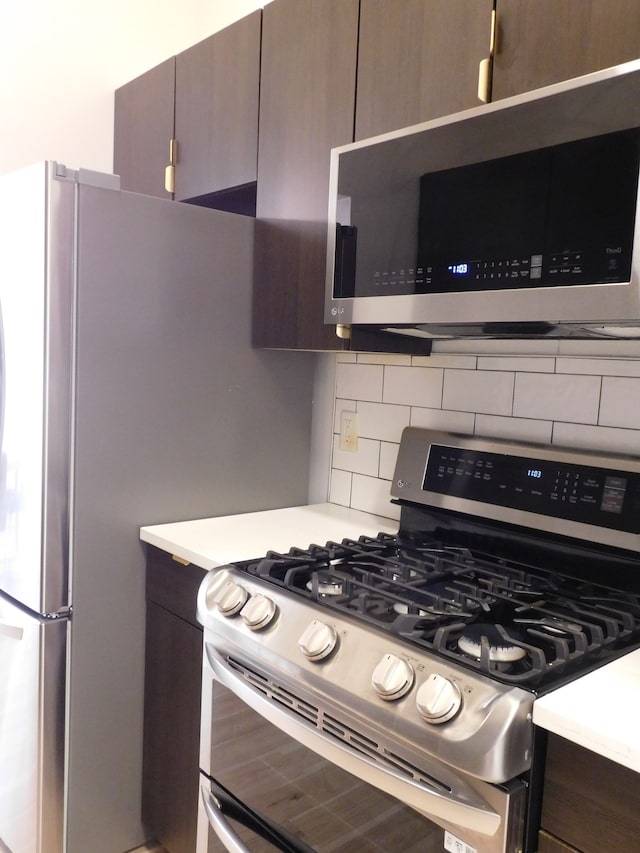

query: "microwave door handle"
(206, 648), (501, 837)
(201, 786), (251, 853)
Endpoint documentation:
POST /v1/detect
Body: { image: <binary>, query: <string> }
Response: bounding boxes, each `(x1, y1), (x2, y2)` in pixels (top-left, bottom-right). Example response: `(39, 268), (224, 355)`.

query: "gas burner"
(458, 624), (528, 663)
(306, 571), (344, 597)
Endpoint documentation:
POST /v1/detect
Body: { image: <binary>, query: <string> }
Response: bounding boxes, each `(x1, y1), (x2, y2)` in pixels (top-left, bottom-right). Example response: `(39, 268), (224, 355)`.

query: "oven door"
(198, 643), (527, 853)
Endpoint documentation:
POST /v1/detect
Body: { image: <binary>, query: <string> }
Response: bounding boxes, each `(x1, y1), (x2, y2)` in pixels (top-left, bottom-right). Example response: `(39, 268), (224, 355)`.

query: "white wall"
(0, 0), (267, 176)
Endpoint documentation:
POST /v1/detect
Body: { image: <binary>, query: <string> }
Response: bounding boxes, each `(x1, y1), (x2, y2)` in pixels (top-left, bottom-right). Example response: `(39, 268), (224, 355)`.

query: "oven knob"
(416, 673), (462, 724)
(298, 620), (338, 661)
(371, 654), (414, 701)
(214, 580), (249, 617)
(241, 593), (277, 630)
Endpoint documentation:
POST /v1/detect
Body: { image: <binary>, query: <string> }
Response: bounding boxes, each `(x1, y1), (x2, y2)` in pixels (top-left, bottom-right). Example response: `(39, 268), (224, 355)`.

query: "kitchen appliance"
(0, 161), (314, 853)
(197, 427), (640, 853)
(325, 59), (640, 340)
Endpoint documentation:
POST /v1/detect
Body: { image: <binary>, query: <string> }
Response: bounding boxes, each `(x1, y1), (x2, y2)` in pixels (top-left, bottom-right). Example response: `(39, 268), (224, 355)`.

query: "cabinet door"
(538, 830), (581, 853)
(143, 602), (202, 853)
(541, 733), (640, 852)
(114, 57), (175, 199)
(493, 0), (640, 100)
(174, 11), (261, 207)
(356, 0), (493, 141)
(253, 0), (359, 350)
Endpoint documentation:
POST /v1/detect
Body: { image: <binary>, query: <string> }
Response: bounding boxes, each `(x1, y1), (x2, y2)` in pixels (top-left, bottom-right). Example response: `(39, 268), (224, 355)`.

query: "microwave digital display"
(415, 129), (640, 295)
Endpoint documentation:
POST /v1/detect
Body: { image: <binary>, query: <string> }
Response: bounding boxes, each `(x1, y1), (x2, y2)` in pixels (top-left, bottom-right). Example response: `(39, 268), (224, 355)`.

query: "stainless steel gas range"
(196, 428), (640, 853)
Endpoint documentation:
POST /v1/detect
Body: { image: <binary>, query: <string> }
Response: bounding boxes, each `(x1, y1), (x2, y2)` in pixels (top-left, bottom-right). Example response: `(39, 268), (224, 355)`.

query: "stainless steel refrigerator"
(0, 161), (315, 853)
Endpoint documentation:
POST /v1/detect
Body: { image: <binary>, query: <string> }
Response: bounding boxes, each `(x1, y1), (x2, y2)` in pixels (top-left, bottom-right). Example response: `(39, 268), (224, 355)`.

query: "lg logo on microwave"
(331, 306), (345, 316)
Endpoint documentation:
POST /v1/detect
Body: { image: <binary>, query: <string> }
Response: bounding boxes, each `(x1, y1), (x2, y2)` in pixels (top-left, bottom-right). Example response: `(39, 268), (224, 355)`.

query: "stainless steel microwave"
(325, 60), (640, 340)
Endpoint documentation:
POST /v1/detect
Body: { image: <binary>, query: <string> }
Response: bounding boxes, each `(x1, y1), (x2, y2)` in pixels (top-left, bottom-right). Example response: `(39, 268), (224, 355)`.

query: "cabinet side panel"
(253, 0), (359, 350)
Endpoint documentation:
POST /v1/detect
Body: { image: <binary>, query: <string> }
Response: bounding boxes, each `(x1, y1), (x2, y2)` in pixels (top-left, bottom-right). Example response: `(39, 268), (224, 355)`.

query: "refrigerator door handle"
(0, 618), (23, 641)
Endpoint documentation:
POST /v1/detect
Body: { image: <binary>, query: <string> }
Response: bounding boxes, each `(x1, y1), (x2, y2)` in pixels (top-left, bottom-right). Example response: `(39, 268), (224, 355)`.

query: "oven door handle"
(201, 786), (251, 853)
(207, 650), (502, 837)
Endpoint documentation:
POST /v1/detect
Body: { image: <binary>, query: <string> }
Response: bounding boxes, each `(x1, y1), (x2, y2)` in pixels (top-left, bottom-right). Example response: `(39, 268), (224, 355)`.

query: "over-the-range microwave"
(325, 60), (640, 340)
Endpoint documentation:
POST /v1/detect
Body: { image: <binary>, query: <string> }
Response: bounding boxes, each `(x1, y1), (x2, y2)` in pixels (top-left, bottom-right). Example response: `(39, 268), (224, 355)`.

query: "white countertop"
(533, 648), (640, 772)
(140, 502), (397, 571)
(142, 502), (640, 774)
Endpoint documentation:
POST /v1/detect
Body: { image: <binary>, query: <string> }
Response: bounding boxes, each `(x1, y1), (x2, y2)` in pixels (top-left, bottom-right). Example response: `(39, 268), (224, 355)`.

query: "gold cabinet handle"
(164, 138), (177, 194)
(478, 8), (496, 103)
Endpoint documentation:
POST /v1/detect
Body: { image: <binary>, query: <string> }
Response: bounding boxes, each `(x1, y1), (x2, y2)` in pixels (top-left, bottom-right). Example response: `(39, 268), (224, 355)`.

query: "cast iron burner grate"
(234, 532), (640, 690)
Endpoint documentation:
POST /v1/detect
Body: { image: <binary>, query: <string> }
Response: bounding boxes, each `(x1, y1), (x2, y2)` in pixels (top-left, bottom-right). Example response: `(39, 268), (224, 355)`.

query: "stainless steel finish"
(392, 427), (640, 552)
(0, 161), (315, 853)
(371, 653), (415, 700)
(0, 594), (67, 853)
(201, 643), (527, 853)
(197, 567), (534, 784)
(200, 786), (250, 853)
(416, 673), (463, 725)
(325, 59), (640, 338)
(298, 619), (338, 661)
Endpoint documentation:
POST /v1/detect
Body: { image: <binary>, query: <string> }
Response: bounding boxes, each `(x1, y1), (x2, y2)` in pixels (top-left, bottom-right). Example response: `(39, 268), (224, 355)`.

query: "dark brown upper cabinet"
(114, 11), (261, 215)
(114, 57), (176, 199)
(492, 0), (640, 101)
(174, 10), (261, 212)
(355, 0), (494, 141)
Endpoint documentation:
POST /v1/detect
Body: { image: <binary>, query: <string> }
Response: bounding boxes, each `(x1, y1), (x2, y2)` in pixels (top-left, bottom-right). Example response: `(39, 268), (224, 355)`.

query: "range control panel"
(423, 444), (640, 533)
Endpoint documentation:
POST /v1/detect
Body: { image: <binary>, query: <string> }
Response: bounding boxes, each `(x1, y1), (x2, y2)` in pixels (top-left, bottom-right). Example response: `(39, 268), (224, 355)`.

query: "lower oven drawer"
(198, 646), (527, 853)
(198, 682), (447, 853)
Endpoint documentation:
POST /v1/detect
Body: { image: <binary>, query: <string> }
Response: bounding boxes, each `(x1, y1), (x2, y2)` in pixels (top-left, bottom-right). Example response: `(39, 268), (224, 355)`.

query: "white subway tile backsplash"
(513, 373), (600, 424)
(327, 347), (640, 514)
(336, 362), (383, 402)
(350, 474), (400, 521)
(475, 414), (552, 444)
(332, 434), (380, 476)
(413, 353), (477, 369)
(383, 365), (444, 407)
(443, 369), (515, 415)
(477, 356), (555, 373)
(599, 377), (640, 430)
(328, 468), (352, 506)
(380, 441), (400, 481)
(356, 401), (410, 441)
(556, 357), (640, 377)
(410, 407), (475, 434)
(552, 422), (640, 455)
(356, 352), (412, 366)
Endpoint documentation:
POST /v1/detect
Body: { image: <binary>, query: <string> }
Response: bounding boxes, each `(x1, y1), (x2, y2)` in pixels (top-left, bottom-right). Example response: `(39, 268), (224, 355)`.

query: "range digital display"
(423, 445), (640, 533)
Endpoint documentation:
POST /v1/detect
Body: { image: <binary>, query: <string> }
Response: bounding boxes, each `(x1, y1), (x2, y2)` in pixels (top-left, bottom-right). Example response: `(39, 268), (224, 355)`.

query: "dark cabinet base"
(143, 547), (205, 853)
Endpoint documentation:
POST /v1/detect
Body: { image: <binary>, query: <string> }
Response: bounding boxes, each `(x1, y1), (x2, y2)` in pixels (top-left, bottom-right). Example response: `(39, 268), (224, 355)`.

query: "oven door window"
(204, 682), (444, 853)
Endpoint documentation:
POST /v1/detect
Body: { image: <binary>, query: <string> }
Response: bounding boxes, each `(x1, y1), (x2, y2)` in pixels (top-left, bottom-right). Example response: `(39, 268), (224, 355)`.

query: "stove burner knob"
(416, 673), (462, 725)
(241, 594), (277, 630)
(371, 654), (414, 701)
(214, 580), (249, 617)
(298, 620), (338, 661)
